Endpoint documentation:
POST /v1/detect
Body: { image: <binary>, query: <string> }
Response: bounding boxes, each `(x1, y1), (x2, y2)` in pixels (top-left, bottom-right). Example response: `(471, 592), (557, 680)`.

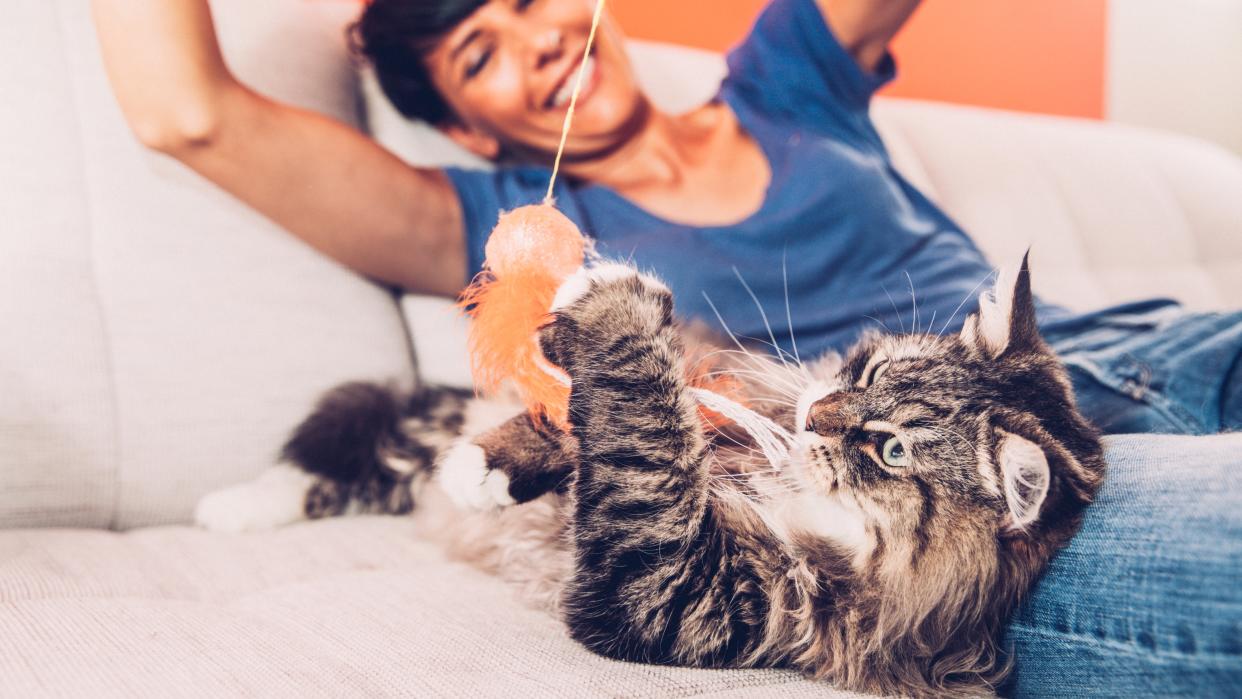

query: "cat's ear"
(994, 428), (1051, 531)
(960, 251), (1040, 359)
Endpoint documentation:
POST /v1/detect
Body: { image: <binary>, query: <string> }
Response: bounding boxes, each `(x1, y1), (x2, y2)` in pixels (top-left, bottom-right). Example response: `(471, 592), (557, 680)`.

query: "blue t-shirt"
(445, 0), (1002, 359)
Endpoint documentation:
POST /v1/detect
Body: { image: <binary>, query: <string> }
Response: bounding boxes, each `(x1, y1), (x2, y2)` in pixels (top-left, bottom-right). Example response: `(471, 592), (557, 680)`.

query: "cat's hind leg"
(195, 382), (468, 533)
(437, 411), (577, 511)
(196, 381), (577, 532)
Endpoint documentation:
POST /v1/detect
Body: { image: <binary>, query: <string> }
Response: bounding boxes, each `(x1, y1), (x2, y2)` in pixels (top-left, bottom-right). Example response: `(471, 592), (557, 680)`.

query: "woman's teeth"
(551, 55), (595, 109)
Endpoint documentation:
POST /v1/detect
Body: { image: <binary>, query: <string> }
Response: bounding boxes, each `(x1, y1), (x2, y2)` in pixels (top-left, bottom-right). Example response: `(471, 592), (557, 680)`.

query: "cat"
(196, 256), (1105, 697)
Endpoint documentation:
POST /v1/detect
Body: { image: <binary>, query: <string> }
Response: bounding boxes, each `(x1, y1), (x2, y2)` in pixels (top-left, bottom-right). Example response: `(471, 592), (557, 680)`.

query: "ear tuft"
(996, 428), (1050, 531)
(960, 251), (1039, 359)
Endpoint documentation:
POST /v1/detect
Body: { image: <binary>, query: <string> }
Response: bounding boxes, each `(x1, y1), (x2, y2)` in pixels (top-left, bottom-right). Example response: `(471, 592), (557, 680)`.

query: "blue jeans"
(1001, 304), (1242, 697)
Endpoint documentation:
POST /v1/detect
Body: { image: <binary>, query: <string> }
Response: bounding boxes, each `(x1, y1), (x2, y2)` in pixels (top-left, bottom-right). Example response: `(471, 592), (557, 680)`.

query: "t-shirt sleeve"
(724, 0), (896, 123)
(444, 166), (591, 283)
(444, 166), (551, 283)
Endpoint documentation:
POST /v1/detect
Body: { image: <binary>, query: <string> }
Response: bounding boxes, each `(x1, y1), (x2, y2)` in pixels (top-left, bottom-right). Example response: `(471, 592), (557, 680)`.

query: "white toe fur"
(550, 263), (666, 313)
(550, 266), (596, 312)
(437, 441), (516, 511)
(590, 262), (648, 286)
(194, 465), (316, 533)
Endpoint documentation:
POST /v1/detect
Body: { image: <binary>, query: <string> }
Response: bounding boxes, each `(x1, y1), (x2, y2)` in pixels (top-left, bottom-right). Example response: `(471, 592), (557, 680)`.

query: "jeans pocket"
(1063, 355), (1207, 435)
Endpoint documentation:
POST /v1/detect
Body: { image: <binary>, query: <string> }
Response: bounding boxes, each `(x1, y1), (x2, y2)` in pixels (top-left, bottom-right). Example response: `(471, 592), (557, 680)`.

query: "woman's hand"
(816, 0), (921, 73)
(91, 0), (467, 297)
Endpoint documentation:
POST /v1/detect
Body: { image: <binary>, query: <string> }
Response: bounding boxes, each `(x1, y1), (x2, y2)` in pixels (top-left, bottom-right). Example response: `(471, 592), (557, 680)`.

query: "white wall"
(1107, 0), (1242, 155)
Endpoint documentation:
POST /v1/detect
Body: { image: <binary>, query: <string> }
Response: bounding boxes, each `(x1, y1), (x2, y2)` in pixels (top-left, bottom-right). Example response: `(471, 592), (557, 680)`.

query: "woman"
(93, 0), (1241, 695)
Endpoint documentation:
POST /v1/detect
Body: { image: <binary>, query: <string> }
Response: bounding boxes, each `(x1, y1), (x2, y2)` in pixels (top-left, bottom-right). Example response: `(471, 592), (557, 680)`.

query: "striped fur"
(262, 257), (1103, 698)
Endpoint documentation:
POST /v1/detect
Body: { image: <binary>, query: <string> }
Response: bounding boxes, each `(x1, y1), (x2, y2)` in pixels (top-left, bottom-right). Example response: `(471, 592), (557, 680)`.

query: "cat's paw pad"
(194, 466), (315, 533)
(550, 263), (667, 312)
(436, 442), (517, 511)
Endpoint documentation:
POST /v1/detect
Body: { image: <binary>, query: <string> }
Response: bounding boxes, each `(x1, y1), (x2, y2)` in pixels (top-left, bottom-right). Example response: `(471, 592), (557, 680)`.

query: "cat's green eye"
(881, 435), (911, 467)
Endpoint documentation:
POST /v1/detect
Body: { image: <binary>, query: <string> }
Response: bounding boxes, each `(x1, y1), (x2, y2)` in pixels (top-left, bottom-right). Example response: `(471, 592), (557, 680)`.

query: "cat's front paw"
(436, 441), (517, 511)
(194, 465), (316, 533)
(543, 264), (673, 369)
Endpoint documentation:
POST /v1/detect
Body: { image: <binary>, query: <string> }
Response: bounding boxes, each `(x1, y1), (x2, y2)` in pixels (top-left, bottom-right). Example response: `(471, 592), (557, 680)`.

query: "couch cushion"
(0, 0), (416, 529)
(870, 100), (1242, 313)
(0, 516), (859, 698)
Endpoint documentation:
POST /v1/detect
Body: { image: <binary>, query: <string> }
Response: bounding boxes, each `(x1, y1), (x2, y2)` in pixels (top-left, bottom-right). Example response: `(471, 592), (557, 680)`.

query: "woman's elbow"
(127, 103), (223, 155)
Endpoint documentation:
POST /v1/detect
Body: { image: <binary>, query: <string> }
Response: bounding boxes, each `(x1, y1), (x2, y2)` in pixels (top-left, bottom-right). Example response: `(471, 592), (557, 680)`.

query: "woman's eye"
(516, 0), (535, 10)
(880, 434), (911, 467)
(464, 48), (493, 79)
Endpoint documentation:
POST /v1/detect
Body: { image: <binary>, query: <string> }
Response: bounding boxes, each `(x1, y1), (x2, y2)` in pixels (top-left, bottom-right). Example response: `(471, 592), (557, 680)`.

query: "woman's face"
(424, 0), (647, 162)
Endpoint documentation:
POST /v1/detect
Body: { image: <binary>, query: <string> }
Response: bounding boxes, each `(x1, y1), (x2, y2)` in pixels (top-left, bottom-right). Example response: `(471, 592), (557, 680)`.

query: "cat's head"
(790, 255), (1105, 680)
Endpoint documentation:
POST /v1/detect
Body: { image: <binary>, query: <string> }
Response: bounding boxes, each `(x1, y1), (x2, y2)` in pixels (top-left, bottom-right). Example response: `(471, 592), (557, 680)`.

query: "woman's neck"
(556, 101), (771, 227)
(562, 104), (721, 193)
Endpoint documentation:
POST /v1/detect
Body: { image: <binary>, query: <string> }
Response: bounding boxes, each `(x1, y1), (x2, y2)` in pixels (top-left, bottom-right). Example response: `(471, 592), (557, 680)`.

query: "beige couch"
(3, 1), (1241, 696)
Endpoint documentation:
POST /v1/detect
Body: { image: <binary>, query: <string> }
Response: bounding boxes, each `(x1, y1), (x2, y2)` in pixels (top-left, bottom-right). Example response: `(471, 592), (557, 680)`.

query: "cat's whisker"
(882, 284), (906, 335)
(732, 266), (792, 372)
(863, 314), (894, 335)
(781, 251), (803, 368)
(702, 292), (771, 363)
(694, 365), (802, 391)
(937, 273), (993, 338)
(698, 347), (811, 386)
(700, 292), (808, 374)
(726, 335), (805, 373)
(904, 270), (920, 335)
(692, 352), (808, 397)
(694, 369), (803, 400)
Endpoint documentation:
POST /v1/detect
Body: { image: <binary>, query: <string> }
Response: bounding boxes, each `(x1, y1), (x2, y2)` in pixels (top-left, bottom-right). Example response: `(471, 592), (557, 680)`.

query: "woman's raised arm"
(91, 0), (467, 297)
(817, 0), (921, 73)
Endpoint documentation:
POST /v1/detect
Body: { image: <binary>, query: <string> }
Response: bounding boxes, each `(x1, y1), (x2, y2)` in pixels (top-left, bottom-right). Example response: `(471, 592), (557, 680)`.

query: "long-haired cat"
(197, 256), (1104, 697)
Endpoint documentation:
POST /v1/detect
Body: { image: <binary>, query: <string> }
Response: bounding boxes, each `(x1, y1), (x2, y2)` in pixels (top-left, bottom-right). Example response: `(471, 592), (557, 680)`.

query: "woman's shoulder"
(722, 0), (895, 122)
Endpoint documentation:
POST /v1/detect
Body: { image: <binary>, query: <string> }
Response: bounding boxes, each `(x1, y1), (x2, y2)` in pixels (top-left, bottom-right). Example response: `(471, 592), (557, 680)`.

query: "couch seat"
(0, 517), (858, 698)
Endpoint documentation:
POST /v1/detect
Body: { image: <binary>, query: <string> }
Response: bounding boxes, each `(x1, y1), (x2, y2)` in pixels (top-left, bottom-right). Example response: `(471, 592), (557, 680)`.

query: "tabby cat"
(197, 257), (1105, 697)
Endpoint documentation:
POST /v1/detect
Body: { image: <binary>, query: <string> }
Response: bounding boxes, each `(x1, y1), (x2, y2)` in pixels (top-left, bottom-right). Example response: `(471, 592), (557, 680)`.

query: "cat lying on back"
(197, 257), (1104, 697)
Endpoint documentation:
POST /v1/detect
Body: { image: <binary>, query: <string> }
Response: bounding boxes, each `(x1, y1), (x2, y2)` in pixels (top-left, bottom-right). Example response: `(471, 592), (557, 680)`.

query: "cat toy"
(457, 0), (793, 469)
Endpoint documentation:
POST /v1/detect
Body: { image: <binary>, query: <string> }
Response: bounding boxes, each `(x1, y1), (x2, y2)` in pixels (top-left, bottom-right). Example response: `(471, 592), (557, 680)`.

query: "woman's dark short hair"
(350, 0), (486, 125)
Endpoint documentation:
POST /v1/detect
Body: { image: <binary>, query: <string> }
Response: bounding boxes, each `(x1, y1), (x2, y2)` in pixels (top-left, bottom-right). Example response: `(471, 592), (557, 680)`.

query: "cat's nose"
(806, 392), (851, 435)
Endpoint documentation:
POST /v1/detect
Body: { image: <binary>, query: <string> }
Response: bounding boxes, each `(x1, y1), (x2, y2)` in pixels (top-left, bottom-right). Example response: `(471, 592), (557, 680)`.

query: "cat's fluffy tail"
(280, 382), (472, 518)
(195, 382), (473, 533)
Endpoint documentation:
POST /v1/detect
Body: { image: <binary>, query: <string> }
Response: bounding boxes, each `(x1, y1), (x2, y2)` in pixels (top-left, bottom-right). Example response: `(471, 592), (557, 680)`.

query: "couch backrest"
(869, 100), (1242, 313)
(0, 0), (416, 529)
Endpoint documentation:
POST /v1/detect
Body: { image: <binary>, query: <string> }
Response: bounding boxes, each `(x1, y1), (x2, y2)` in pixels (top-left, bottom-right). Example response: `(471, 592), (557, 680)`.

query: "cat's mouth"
(795, 435), (841, 494)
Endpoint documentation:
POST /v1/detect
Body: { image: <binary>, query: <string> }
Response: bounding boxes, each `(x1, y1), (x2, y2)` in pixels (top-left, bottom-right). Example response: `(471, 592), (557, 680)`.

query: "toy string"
(543, 0), (607, 204)
(532, 0), (794, 470)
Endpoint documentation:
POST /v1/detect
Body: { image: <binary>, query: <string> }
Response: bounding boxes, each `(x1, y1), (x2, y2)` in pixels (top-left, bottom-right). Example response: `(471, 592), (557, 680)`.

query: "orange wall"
(612, 0), (1107, 119)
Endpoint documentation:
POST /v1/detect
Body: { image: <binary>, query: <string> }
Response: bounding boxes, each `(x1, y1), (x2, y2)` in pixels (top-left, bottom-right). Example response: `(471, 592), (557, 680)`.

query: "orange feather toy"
(458, 204), (585, 429)
(458, 204), (794, 468)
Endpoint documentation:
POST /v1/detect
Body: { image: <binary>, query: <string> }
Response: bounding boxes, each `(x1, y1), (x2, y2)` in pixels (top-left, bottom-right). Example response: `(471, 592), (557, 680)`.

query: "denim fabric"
(1002, 308), (1242, 697)
(1003, 433), (1242, 697)
(1044, 304), (1242, 436)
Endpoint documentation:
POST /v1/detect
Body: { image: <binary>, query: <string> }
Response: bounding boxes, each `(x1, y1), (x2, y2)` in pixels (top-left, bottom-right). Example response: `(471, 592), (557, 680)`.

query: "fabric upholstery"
(0, 0), (416, 528)
(870, 100), (1242, 313)
(0, 516), (860, 698)
(4, 4), (1241, 697)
